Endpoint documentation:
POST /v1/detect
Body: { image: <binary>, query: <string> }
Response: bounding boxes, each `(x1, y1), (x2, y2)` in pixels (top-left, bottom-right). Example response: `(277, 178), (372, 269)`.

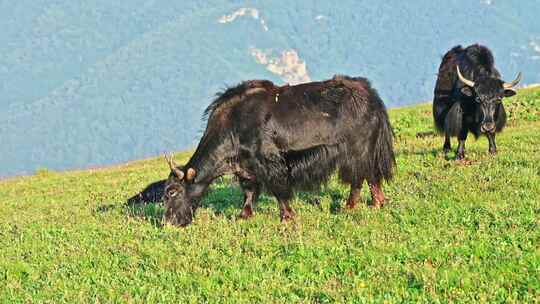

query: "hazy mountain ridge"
(1, 1), (539, 176)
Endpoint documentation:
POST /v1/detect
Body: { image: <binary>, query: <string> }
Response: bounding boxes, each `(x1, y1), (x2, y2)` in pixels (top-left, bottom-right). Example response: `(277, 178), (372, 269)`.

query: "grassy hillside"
(1, 87), (539, 303)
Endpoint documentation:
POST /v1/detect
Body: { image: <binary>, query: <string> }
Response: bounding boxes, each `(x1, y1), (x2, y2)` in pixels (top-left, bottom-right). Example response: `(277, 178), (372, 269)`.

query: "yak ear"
(186, 168), (197, 181)
(503, 89), (517, 98)
(460, 86), (474, 97)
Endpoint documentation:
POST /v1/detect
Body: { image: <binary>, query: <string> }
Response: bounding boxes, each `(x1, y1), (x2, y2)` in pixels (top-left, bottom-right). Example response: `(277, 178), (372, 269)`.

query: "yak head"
(162, 154), (198, 227)
(457, 66), (521, 134)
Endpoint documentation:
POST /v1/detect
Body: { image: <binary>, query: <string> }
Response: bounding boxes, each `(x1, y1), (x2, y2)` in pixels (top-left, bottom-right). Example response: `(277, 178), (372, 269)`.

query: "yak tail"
(370, 109), (396, 183)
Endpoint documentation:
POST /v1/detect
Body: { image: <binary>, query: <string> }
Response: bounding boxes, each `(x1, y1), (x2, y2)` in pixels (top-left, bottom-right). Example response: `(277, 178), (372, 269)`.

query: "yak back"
(275, 74), (381, 119)
(204, 80), (278, 121)
(202, 75), (387, 149)
(203, 75), (381, 136)
(460, 44), (500, 80)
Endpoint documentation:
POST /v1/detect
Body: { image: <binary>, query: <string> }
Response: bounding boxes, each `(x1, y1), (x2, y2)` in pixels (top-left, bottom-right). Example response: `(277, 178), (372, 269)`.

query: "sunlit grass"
(1, 87), (539, 303)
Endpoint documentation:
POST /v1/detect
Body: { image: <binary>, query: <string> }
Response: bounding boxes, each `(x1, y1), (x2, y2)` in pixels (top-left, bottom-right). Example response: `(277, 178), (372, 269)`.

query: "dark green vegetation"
(1, 87), (539, 302)
(2, 1), (540, 176)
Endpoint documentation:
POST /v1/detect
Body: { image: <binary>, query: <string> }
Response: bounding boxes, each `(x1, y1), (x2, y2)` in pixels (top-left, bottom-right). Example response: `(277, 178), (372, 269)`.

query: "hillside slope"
(1, 1), (540, 176)
(1, 87), (539, 302)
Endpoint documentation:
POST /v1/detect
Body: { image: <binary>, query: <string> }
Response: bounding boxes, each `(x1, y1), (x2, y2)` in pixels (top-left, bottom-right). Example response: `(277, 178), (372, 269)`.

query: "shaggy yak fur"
(127, 179), (166, 206)
(163, 75), (395, 226)
(433, 44), (522, 159)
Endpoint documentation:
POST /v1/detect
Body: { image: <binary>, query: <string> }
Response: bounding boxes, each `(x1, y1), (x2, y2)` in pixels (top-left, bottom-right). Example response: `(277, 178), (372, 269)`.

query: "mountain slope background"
(1, 1), (540, 176)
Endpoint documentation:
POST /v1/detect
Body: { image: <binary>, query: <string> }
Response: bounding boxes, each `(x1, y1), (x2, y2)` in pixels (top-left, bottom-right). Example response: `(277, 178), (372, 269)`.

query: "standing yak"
(163, 75), (395, 226)
(433, 44), (522, 160)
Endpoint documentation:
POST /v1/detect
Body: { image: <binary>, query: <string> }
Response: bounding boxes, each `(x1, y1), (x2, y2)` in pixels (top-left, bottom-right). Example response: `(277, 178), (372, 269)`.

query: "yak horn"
(503, 72), (522, 89)
(456, 66), (475, 87)
(164, 153), (184, 179)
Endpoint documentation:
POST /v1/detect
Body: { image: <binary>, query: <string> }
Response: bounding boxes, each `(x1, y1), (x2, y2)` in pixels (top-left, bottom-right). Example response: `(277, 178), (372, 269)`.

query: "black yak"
(433, 44), (522, 160)
(163, 76), (395, 226)
(127, 180), (166, 206)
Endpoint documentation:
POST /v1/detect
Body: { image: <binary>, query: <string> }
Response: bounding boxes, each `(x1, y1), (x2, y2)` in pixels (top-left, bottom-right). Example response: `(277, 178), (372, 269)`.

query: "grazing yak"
(433, 44), (522, 160)
(163, 75), (395, 226)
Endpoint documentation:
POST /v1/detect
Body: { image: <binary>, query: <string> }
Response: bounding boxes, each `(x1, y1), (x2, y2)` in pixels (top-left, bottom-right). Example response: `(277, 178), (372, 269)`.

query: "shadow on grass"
(200, 184), (276, 219)
(302, 188), (345, 214)
(328, 190), (345, 214)
(120, 180), (261, 225)
(397, 148), (440, 158)
(123, 202), (165, 227)
(120, 178), (360, 226)
(397, 146), (463, 162)
(296, 192), (324, 211)
(95, 203), (117, 213)
(118, 179), (167, 227)
(93, 199), (165, 228)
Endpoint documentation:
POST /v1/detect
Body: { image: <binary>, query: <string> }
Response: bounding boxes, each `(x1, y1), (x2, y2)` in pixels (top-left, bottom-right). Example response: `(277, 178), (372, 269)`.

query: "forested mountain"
(1, 1), (539, 176)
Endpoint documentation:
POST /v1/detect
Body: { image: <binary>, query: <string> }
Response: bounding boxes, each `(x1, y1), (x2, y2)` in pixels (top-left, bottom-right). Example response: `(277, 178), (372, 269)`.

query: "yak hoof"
(489, 149), (497, 156)
(370, 200), (384, 209)
(455, 153), (465, 161)
(345, 202), (357, 209)
(345, 198), (358, 209)
(280, 209), (296, 222)
(238, 206), (254, 219)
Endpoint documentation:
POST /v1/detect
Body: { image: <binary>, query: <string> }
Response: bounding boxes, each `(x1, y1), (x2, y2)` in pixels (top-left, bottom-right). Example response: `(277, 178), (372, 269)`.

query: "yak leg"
(255, 145), (296, 222)
(270, 182), (295, 221)
(487, 133), (497, 155)
(346, 179), (365, 209)
(270, 173), (295, 221)
(456, 129), (468, 160)
(271, 182), (295, 222)
(443, 133), (451, 154)
(238, 177), (260, 219)
(368, 181), (385, 208)
(277, 197), (296, 221)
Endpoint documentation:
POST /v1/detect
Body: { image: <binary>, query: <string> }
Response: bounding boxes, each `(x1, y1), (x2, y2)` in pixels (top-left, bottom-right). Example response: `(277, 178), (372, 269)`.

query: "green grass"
(1, 88), (540, 303)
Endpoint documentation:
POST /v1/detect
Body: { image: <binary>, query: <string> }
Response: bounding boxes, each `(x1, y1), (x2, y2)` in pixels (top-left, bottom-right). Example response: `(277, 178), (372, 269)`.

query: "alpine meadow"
(1, 86), (539, 303)
(2, 1), (540, 176)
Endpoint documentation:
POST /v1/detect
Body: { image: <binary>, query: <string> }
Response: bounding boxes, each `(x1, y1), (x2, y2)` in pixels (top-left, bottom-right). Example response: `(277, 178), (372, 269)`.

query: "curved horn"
(164, 153), (184, 179)
(456, 66), (475, 87)
(503, 72), (522, 89)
